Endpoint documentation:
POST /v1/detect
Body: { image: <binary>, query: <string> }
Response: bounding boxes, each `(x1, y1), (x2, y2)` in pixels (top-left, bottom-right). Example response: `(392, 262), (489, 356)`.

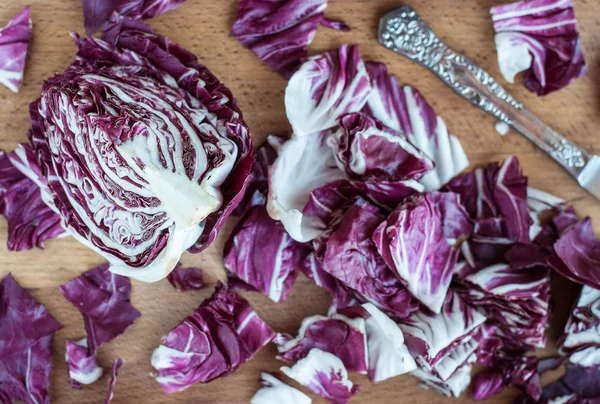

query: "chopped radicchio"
(65, 339), (103, 387)
(515, 365), (600, 404)
(397, 291), (486, 381)
(373, 192), (471, 313)
(232, 0), (348, 78)
(82, 0), (186, 35)
(549, 218), (600, 289)
(284, 44), (372, 137)
(363, 62), (469, 191)
(322, 199), (419, 319)
(0, 6), (31, 93)
(151, 282), (275, 392)
(251, 372), (312, 404)
(166, 263), (204, 292)
(224, 205), (307, 302)
(59, 263), (141, 355)
(104, 358), (123, 404)
(412, 357), (474, 398)
(491, 0), (586, 95)
(559, 285), (600, 367)
(0, 274), (62, 404)
(281, 348), (360, 404)
(17, 16), (252, 281)
(275, 312), (368, 373)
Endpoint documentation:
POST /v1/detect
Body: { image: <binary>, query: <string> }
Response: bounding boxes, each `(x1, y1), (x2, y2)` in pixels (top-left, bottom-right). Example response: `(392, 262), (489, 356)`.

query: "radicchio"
(0, 151), (67, 251)
(412, 357), (474, 398)
(232, 0), (348, 78)
(104, 358), (123, 404)
(65, 339), (103, 387)
(284, 44), (371, 137)
(0, 274), (62, 404)
(549, 218), (600, 289)
(0, 6), (31, 93)
(515, 365), (600, 404)
(82, 0), (186, 35)
(17, 16), (252, 281)
(151, 282), (275, 392)
(559, 285), (600, 366)
(224, 205), (307, 302)
(251, 372), (312, 404)
(166, 263), (204, 292)
(363, 62), (469, 191)
(281, 348), (360, 404)
(397, 291), (486, 382)
(491, 0), (586, 95)
(322, 200), (418, 319)
(373, 192), (471, 313)
(275, 313), (368, 374)
(59, 263), (141, 355)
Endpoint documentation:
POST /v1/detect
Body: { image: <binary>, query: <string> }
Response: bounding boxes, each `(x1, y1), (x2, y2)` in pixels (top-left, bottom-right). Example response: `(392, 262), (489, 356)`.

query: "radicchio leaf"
(412, 357), (474, 398)
(281, 348), (360, 404)
(251, 372), (312, 404)
(373, 192), (471, 313)
(166, 263), (204, 292)
(0, 274), (62, 404)
(549, 218), (600, 289)
(363, 62), (469, 191)
(515, 365), (600, 404)
(232, 0), (348, 78)
(151, 282), (275, 392)
(104, 358), (123, 404)
(224, 205), (307, 302)
(0, 6), (31, 93)
(275, 313), (368, 373)
(59, 263), (141, 354)
(82, 0), (186, 35)
(329, 112), (433, 182)
(24, 16), (252, 281)
(491, 0), (586, 95)
(559, 285), (600, 366)
(65, 339), (103, 388)
(285, 44), (371, 137)
(322, 200), (419, 319)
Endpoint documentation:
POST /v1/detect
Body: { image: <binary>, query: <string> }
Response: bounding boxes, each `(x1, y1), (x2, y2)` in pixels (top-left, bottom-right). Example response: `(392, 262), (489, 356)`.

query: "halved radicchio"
(14, 16), (252, 281)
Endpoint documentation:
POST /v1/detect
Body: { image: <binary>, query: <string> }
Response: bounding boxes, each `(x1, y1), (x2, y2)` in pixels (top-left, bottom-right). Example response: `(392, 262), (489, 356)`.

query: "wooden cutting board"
(0, 0), (598, 402)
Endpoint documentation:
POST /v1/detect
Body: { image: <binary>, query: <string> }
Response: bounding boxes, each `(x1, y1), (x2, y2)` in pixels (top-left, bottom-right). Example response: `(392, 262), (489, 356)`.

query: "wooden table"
(0, 0), (598, 402)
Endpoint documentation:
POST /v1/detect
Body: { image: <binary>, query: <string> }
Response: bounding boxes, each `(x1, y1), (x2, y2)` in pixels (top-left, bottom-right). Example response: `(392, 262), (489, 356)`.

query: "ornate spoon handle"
(378, 6), (594, 181)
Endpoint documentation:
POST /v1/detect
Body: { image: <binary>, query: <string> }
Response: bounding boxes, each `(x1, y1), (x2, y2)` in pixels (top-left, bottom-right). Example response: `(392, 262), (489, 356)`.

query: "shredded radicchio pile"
(223, 40), (600, 403)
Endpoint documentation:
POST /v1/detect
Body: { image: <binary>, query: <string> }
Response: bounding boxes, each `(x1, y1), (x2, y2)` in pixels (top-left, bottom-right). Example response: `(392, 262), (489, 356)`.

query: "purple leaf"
(0, 274), (62, 361)
(363, 62), (469, 191)
(65, 339), (103, 388)
(166, 264), (204, 292)
(549, 218), (600, 289)
(24, 16), (252, 281)
(285, 44), (371, 137)
(491, 0), (586, 95)
(322, 200), (419, 319)
(330, 112), (433, 182)
(473, 370), (505, 400)
(281, 348), (360, 404)
(103, 358), (123, 404)
(224, 205), (307, 302)
(559, 285), (600, 366)
(0, 6), (31, 92)
(0, 335), (54, 404)
(251, 372), (312, 404)
(373, 192), (470, 313)
(232, 0), (348, 78)
(151, 282), (275, 392)
(0, 151), (66, 251)
(275, 313), (368, 373)
(59, 263), (141, 354)
(82, 0), (186, 35)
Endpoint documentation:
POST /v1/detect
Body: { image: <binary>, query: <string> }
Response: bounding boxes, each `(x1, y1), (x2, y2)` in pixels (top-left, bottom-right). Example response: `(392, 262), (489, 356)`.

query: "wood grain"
(0, 0), (598, 403)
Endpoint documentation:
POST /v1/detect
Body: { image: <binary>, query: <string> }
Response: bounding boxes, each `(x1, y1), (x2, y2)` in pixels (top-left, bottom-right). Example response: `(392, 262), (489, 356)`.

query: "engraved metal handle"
(378, 6), (592, 179)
